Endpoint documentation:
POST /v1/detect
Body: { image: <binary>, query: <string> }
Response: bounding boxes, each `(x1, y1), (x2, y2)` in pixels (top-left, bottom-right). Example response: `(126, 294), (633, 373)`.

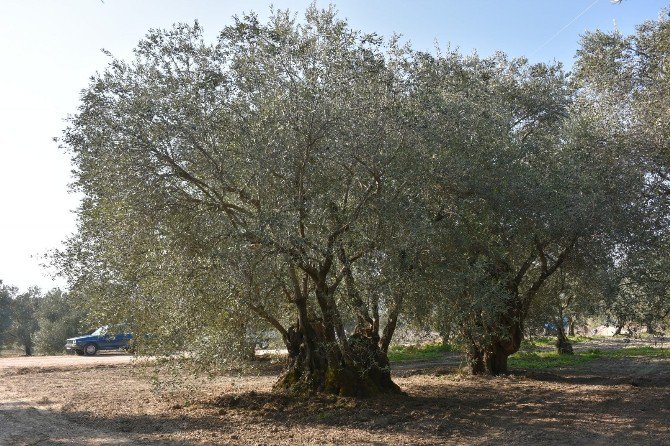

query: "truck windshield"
(91, 326), (108, 336)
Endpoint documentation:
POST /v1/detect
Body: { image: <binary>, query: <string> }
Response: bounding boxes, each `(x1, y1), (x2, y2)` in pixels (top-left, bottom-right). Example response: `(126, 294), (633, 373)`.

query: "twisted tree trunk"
(555, 320), (573, 355)
(465, 237), (577, 375)
(275, 319), (399, 396)
(467, 321), (523, 375)
(614, 322), (624, 336)
(568, 316), (575, 336)
(465, 298), (524, 376)
(274, 276), (400, 397)
(555, 308), (573, 355)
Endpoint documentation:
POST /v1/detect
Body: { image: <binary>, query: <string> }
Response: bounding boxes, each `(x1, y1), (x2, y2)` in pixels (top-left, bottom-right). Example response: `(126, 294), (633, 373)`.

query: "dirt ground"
(1, 340), (669, 445)
(0, 352), (134, 371)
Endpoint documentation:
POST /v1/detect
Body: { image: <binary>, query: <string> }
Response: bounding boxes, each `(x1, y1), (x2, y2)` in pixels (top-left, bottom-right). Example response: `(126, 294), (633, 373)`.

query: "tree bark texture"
(555, 319), (574, 355)
(465, 299), (524, 376)
(467, 322), (522, 375)
(274, 282), (401, 397)
(274, 319), (400, 397)
(614, 322), (624, 336)
(568, 316), (575, 337)
(465, 238), (577, 375)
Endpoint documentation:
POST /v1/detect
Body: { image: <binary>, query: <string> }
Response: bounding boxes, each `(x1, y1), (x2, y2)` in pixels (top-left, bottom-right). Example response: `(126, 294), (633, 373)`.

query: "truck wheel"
(84, 343), (98, 356)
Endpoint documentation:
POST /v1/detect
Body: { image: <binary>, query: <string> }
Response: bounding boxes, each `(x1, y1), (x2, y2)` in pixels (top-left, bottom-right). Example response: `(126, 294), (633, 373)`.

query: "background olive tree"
(574, 10), (670, 337)
(33, 289), (89, 355)
(401, 46), (649, 374)
(7, 287), (40, 355)
(0, 281), (16, 349)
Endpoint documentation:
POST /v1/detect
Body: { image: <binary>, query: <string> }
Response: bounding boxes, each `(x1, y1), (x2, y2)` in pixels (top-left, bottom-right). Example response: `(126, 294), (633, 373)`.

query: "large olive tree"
(406, 50), (647, 375)
(59, 7), (417, 396)
(574, 10), (670, 336)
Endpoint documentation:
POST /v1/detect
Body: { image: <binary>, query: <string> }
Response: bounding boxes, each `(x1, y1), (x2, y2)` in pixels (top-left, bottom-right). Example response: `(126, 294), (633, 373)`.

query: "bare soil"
(0, 351), (134, 372)
(1, 340), (669, 445)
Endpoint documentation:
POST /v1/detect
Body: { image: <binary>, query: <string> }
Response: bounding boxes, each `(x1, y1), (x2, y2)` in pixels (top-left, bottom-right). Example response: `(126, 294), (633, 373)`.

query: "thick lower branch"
(380, 293), (403, 353)
(247, 303), (290, 349)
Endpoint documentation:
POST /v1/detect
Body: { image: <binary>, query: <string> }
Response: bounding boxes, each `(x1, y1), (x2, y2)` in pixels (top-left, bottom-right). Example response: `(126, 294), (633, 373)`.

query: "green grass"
(520, 335), (593, 349)
(509, 350), (600, 369)
(387, 342), (455, 362)
(509, 346), (670, 370)
(387, 340), (670, 369)
(594, 346), (670, 358)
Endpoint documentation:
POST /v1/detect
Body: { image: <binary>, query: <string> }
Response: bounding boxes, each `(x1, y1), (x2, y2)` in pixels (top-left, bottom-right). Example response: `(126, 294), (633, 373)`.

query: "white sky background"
(0, 0), (667, 293)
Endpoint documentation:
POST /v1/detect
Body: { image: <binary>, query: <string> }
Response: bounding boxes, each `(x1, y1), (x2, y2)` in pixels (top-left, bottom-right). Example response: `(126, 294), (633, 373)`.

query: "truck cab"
(65, 325), (132, 356)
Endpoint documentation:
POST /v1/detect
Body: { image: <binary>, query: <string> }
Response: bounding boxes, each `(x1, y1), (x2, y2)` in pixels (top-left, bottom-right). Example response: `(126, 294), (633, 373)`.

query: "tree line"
(54, 6), (670, 396)
(0, 282), (87, 355)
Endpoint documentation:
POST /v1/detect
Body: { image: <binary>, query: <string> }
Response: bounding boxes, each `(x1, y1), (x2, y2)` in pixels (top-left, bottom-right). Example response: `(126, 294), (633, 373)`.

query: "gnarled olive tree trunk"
(555, 307), (573, 355)
(555, 320), (574, 355)
(272, 260), (402, 397)
(275, 324), (399, 396)
(465, 307), (523, 375)
(464, 238), (577, 375)
(275, 292), (400, 396)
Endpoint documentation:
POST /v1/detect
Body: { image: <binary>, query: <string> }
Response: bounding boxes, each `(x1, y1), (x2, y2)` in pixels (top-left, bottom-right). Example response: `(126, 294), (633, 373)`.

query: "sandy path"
(0, 399), (139, 446)
(0, 353), (139, 445)
(0, 353), (134, 371)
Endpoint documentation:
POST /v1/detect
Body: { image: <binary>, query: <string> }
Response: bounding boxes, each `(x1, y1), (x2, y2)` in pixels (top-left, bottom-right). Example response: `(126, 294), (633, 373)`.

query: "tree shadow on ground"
(0, 400), (233, 445)
(3, 357), (669, 445)
(518, 369), (670, 388)
(515, 356), (670, 388)
(206, 370), (670, 445)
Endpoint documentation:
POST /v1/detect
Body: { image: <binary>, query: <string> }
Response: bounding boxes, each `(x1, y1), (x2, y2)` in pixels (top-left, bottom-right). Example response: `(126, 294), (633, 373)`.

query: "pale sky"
(0, 0), (667, 292)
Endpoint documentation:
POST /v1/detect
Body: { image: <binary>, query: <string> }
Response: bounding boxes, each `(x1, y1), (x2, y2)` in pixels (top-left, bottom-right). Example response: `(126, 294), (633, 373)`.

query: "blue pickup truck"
(65, 325), (132, 356)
